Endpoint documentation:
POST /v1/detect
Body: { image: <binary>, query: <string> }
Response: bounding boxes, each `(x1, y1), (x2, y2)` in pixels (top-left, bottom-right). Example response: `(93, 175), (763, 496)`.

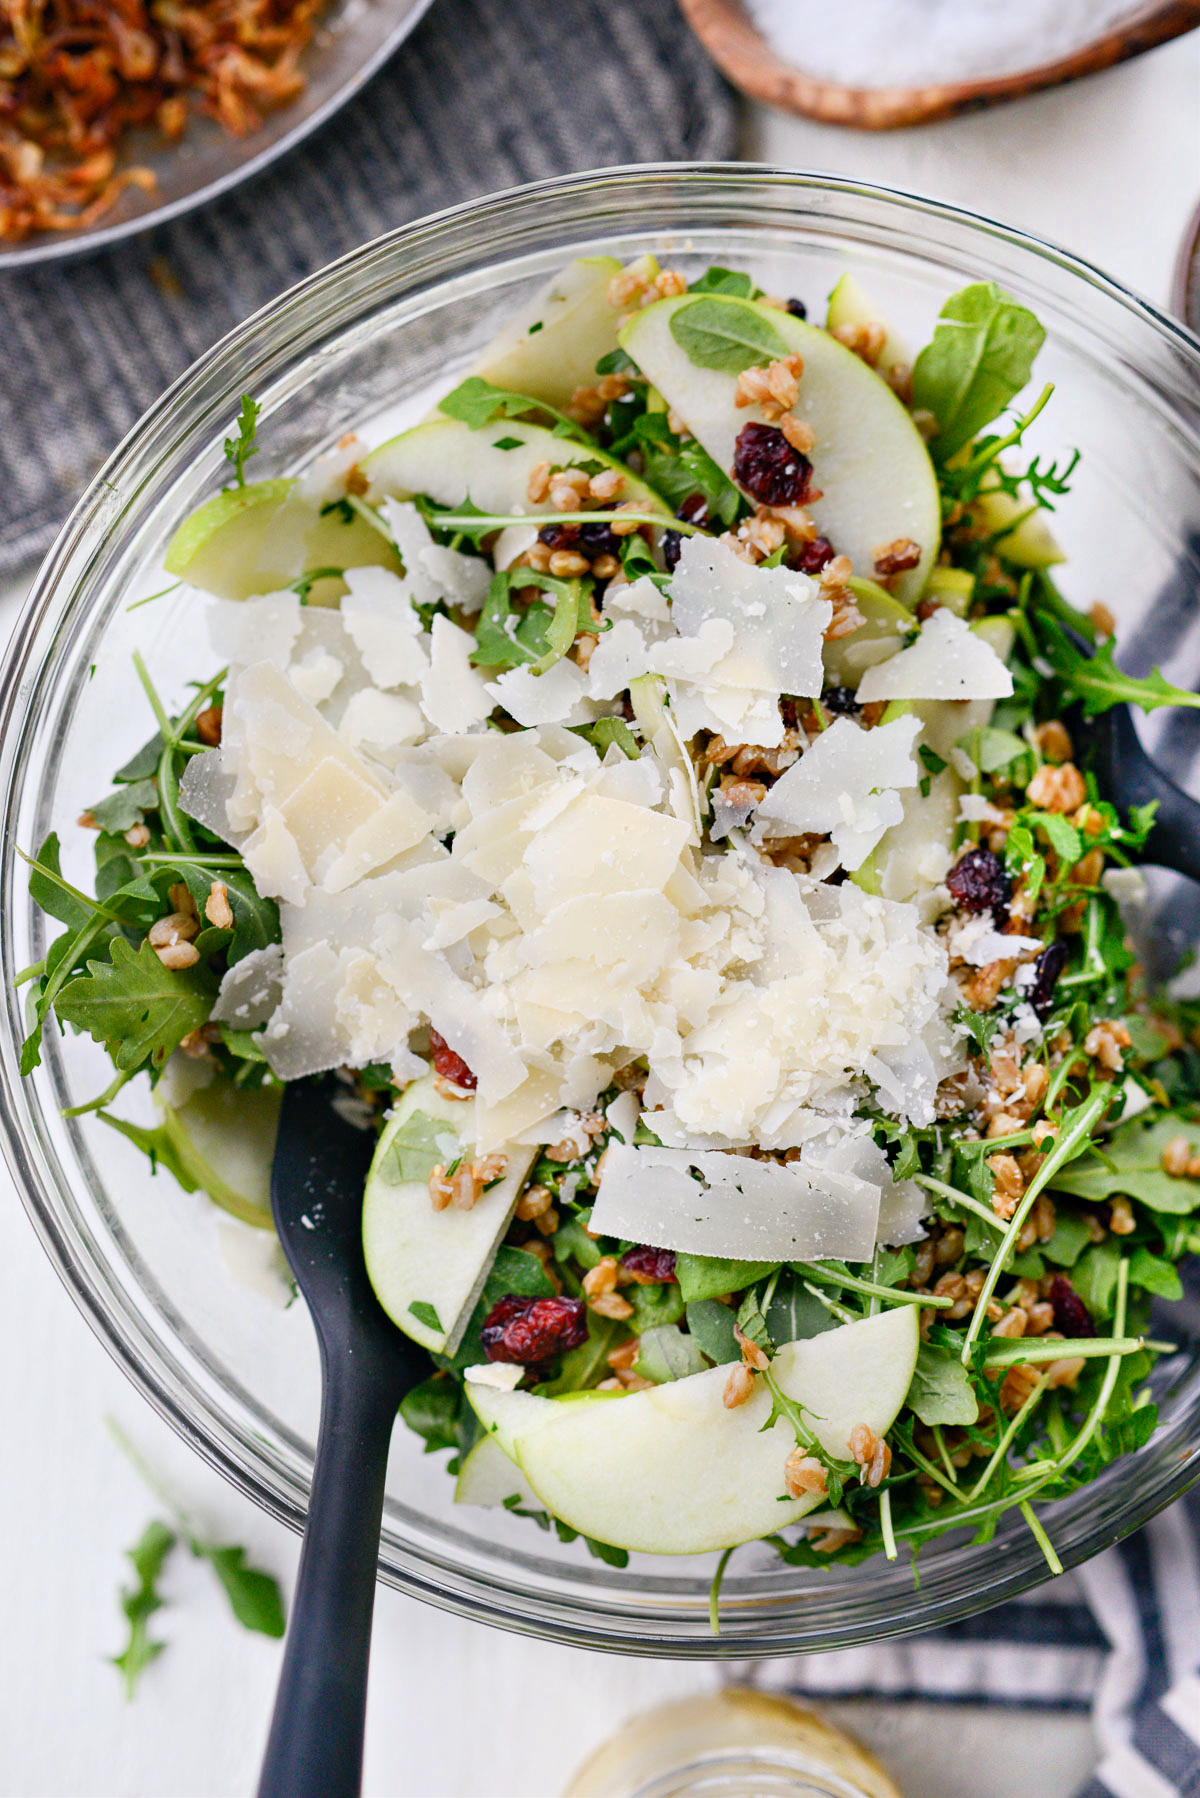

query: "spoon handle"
(257, 1349), (399, 1798)
(1100, 705), (1200, 884)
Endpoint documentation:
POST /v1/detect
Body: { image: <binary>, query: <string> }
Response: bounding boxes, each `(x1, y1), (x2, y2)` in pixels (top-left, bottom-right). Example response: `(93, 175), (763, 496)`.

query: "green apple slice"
(466, 1306), (918, 1556)
(456, 255), (641, 410)
(454, 1433), (542, 1510)
(165, 477), (400, 603)
(825, 272), (910, 382)
(972, 483), (1065, 569)
(363, 417), (671, 529)
(362, 1073), (537, 1356)
(823, 577), (911, 689)
(619, 295), (939, 606)
(157, 1075), (281, 1230)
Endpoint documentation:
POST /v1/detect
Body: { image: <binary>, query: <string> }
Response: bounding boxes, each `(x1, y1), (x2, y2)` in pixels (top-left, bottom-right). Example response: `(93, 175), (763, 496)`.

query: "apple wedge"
(362, 1074), (536, 1356)
(454, 1434), (542, 1511)
(157, 1073), (281, 1230)
(466, 1306), (918, 1555)
(456, 255), (644, 410)
(825, 272), (910, 384)
(363, 417), (671, 530)
(619, 295), (939, 606)
(164, 477), (399, 603)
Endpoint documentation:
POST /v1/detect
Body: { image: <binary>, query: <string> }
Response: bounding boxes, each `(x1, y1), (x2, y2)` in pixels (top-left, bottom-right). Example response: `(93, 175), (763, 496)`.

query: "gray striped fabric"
(0, 0), (735, 576)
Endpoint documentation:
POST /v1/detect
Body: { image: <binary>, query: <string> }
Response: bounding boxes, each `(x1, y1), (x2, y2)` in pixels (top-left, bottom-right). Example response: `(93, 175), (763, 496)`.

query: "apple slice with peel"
(164, 477), (400, 603)
(363, 417), (670, 529)
(466, 1306), (918, 1556)
(454, 1434), (542, 1510)
(154, 1073), (280, 1230)
(362, 1074), (536, 1356)
(825, 272), (910, 384)
(619, 295), (939, 606)
(456, 255), (653, 411)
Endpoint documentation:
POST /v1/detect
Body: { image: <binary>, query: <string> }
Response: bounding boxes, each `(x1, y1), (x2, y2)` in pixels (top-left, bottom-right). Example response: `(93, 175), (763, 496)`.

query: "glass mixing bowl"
(3, 166), (1200, 1657)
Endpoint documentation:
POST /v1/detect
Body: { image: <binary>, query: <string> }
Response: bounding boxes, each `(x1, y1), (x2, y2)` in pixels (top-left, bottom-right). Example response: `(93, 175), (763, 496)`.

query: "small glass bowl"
(3, 166), (1200, 1656)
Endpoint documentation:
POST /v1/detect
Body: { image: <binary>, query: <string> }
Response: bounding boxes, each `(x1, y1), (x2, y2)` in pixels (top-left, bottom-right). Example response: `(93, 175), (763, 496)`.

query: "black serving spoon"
(1075, 698), (1200, 883)
(257, 1077), (426, 1798)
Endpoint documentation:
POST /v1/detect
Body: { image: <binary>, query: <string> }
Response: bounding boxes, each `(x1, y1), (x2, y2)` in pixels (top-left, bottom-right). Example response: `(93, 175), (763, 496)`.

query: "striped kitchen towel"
(736, 1479), (1200, 1794)
(0, 0), (735, 578)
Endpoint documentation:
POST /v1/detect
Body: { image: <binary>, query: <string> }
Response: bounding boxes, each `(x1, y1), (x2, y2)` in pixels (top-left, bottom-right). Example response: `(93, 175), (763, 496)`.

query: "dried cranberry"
(785, 297), (808, 318)
(1029, 939), (1069, 1021)
(428, 1027), (476, 1090)
(481, 1294), (588, 1366)
(820, 685), (859, 717)
(578, 520), (621, 560)
(620, 1245), (678, 1285)
(676, 493), (710, 525)
(538, 522), (581, 551)
(732, 422), (813, 508)
(946, 847), (1012, 921)
(793, 535), (835, 575)
(662, 529), (683, 571)
(1048, 1275), (1096, 1338)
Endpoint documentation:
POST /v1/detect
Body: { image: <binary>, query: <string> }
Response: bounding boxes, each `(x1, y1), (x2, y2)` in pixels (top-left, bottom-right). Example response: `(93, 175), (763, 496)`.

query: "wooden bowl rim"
(679, 0), (1200, 129)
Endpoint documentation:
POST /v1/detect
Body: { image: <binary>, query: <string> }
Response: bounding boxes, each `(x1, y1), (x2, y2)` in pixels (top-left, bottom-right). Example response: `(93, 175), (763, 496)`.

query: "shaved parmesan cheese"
(945, 913), (1042, 967)
(290, 648), (345, 706)
(179, 749), (239, 842)
(419, 543), (491, 613)
(420, 616), (492, 733)
(491, 524), (539, 570)
(755, 715), (920, 870)
(486, 659), (597, 728)
(207, 593), (302, 669)
(341, 566), (429, 689)
(296, 439), (361, 506)
(591, 1141), (881, 1262)
(211, 944), (284, 1027)
(378, 499), (448, 611)
(339, 687), (425, 756)
(668, 535), (830, 697)
(856, 610), (1013, 703)
(607, 574), (671, 625)
(321, 787), (434, 893)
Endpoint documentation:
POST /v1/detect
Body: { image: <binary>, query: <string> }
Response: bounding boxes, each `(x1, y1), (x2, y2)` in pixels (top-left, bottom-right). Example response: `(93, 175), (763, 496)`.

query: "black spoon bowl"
(1073, 697), (1200, 884)
(258, 1077), (425, 1798)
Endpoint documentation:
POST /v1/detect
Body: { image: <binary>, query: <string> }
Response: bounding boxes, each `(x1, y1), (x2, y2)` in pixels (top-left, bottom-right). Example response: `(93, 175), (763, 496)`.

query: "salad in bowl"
(22, 249), (1200, 1593)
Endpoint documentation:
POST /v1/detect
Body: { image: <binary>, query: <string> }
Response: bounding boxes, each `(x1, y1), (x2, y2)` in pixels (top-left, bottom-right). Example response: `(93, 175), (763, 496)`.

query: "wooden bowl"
(679, 0), (1200, 129)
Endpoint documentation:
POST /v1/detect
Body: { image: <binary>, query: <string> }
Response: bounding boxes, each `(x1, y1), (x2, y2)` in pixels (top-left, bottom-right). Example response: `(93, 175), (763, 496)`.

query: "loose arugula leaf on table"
(911, 282), (1045, 463)
(1050, 1112), (1200, 1214)
(223, 394), (261, 488)
(907, 1343), (980, 1427)
(55, 937), (216, 1075)
(112, 1519), (176, 1700)
(668, 296), (788, 374)
(196, 1545), (285, 1638)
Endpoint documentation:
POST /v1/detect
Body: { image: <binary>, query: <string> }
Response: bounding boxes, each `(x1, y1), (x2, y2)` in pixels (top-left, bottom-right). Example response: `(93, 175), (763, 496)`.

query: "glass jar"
(564, 1691), (901, 1797)
(2, 166), (1199, 1656)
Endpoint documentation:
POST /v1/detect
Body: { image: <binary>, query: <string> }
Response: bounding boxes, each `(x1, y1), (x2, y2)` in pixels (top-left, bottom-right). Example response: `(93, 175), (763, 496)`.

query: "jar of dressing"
(564, 1689), (902, 1798)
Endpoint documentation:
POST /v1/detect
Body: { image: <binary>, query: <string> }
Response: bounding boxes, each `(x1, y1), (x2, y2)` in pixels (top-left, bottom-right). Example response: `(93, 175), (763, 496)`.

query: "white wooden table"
(2, 34), (1198, 1795)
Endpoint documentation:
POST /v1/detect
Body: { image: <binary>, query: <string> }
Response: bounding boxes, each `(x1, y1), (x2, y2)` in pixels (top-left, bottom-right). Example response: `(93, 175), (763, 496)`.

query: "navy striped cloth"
(747, 1489), (1200, 1796)
(0, 0), (736, 576)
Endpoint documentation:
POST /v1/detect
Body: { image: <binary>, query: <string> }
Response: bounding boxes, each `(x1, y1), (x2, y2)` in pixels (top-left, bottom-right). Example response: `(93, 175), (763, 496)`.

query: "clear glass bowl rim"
(4, 162), (1200, 1658)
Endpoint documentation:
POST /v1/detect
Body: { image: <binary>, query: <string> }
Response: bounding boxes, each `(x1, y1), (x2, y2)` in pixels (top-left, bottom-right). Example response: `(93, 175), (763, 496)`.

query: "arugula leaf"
(953, 1001), (1004, 1056)
(906, 1343), (980, 1426)
(574, 716), (640, 760)
(735, 1289), (774, 1355)
(400, 1374), (463, 1452)
(1032, 613), (1200, 719)
(86, 779), (160, 834)
(626, 1279), (685, 1332)
(223, 395), (261, 488)
(381, 1110), (457, 1186)
(594, 347), (637, 377)
(965, 727), (1027, 775)
(1071, 1238), (1123, 1318)
(668, 297), (788, 374)
(29, 833), (95, 932)
(194, 1544), (285, 1638)
(1041, 1209), (1093, 1268)
(687, 267), (760, 298)
(674, 1254), (779, 1305)
(765, 1271), (836, 1344)
(633, 1324), (707, 1383)
(685, 1299), (740, 1364)
(96, 1111), (200, 1190)
(1050, 1113), (1200, 1215)
(438, 377), (590, 446)
(471, 568), (588, 673)
(911, 282), (1045, 462)
(111, 1519), (176, 1699)
(1032, 810), (1082, 866)
(55, 938), (216, 1074)
(1128, 1245), (1183, 1300)
(115, 731), (166, 784)
(632, 413), (743, 529)
(409, 1299), (444, 1332)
